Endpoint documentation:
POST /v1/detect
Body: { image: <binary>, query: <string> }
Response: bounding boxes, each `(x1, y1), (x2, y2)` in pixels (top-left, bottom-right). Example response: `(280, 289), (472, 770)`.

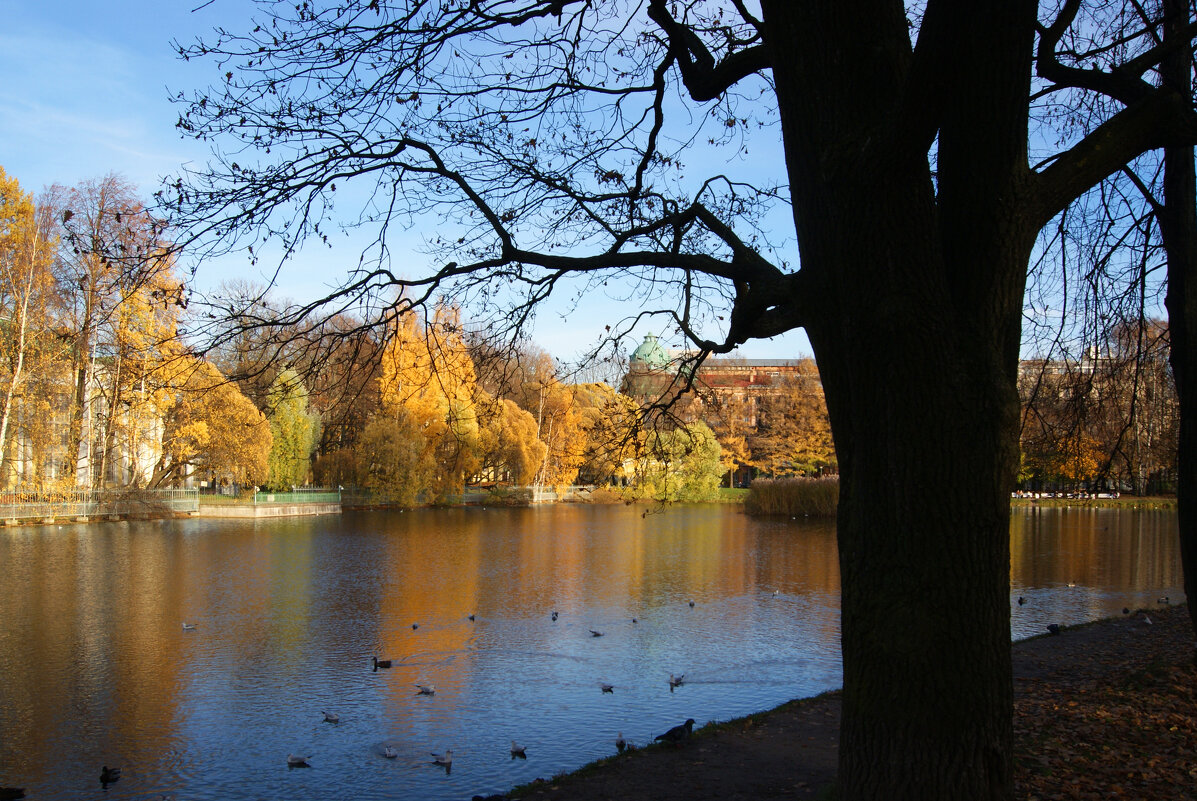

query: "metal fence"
(252, 487), (342, 505)
(0, 488), (200, 521)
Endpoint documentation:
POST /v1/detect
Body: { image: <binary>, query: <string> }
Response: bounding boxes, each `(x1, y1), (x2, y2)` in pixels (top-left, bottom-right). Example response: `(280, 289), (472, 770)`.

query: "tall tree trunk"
(0, 284), (32, 478)
(762, 2), (1033, 797)
(1161, 0), (1197, 651)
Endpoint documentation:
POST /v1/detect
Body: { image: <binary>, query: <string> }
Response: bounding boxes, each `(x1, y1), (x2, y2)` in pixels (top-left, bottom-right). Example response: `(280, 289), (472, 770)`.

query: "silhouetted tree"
(164, 3), (1197, 797)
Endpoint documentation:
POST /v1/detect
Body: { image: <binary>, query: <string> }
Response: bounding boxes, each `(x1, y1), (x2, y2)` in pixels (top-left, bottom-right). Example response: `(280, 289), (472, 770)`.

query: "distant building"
(619, 334), (812, 418)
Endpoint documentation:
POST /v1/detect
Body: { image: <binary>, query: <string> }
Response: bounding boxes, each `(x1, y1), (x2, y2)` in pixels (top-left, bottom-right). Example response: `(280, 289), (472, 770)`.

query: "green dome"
(630, 334), (670, 369)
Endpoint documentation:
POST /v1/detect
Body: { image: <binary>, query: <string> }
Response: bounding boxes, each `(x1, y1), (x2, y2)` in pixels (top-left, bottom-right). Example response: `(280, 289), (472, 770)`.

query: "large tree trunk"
(762, 2), (1033, 797)
(1161, 0), (1197, 651)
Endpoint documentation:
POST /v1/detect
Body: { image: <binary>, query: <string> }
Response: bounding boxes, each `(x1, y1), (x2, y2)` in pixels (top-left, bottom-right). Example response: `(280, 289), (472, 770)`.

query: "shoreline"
(500, 604), (1194, 801)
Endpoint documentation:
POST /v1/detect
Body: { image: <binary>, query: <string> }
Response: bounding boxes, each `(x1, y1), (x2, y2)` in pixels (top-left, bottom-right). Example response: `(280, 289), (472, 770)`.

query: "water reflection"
(0, 506), (1181, 800)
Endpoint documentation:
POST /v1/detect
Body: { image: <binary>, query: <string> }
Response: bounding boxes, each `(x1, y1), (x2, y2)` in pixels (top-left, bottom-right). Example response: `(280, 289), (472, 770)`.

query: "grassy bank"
(1010, 495), (1176, 510)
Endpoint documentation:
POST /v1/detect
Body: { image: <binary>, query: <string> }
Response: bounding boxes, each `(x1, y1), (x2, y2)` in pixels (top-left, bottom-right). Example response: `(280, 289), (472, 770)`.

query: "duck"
(287, 754), (311, 767)
(688, 600), (695, 608)
(415, 684), (436, 695)
(668, 673), (685, 689)
(412, 623), (419, 630)
(589, 629), (604, 637)
(468, 614), (476, 621)
(323, 711), (340, 723)
(631, 617), (638, 624)
(510, 740), (527, 758)
(373, 657), (392, 671)
(600, 682), (614, 694)
(99, 766), (121, 785)
(615, 732), (626, 752)
(182, 622), (198, 631)
(551, 611), (558, 621)
(383, 746), (398, 759)
(655, 718), (695, 743)
(431, 750), (453, 767)
(1017, 596), (1026, 606)
(1123, 607), (1131, 615)
(1046, 624), (1062, 636)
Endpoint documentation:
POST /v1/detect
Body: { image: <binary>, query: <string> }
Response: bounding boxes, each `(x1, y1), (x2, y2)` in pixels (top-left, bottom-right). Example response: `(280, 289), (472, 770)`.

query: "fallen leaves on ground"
(1013, 607), (1196, 801)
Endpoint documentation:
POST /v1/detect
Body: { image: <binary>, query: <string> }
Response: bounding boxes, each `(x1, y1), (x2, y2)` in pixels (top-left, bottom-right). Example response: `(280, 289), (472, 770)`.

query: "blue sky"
(0, 0), (811, 363)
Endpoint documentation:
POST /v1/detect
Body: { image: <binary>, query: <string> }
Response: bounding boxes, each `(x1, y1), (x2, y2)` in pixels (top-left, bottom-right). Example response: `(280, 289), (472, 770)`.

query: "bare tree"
(163, 3), (1197, 798)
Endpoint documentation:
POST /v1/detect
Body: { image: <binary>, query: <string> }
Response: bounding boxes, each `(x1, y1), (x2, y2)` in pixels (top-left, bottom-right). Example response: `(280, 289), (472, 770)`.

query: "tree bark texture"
(1161, 0), (1197, 650)
(761, 2), (1035, 797)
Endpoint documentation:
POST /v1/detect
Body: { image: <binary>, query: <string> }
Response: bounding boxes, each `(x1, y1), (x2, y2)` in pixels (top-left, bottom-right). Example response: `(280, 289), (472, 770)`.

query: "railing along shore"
(0, 488), (199, 523)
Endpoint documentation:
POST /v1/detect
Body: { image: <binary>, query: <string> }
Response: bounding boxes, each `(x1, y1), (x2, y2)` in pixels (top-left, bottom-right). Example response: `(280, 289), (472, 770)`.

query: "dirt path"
(504, 605), (1195, 801)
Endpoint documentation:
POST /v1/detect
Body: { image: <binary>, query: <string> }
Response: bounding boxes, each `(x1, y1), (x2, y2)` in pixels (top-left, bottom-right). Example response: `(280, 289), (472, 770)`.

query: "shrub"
(745, 477), (839, 517)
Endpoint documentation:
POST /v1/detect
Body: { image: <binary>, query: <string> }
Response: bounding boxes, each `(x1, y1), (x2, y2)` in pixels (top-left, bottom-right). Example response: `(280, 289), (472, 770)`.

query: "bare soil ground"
(506, 605), (1195, 801)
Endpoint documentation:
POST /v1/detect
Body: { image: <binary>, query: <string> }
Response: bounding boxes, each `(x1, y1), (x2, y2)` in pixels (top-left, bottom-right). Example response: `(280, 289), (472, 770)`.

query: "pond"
(0, 504), (1184, 800)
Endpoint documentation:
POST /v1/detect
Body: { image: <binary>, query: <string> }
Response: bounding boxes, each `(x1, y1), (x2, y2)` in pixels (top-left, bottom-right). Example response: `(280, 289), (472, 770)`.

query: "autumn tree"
(476, 396), (546, 484)
(0, 169), (57, 485)
(749, 363), (835, 478)
(626, 420), (724, 502)
(49, 175), (182, 486)
(265, 367), (320, 488)
(166, 3), (1197, 797)
(149, 358), (271, 488)
(379, 304), (481, 497)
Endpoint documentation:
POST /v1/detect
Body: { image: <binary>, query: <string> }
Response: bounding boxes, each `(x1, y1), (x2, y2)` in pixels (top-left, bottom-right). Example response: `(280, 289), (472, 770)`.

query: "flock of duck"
(102, 605), (699, 799)
(0, 601), (720, 800)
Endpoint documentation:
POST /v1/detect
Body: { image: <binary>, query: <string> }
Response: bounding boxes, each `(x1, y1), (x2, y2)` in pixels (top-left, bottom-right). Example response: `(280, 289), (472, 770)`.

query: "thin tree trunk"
(0, 284), (32, 476)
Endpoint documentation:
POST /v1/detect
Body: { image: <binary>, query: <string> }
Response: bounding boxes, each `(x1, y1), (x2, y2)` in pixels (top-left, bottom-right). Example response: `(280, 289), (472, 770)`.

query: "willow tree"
(165, 2), (1197, 798)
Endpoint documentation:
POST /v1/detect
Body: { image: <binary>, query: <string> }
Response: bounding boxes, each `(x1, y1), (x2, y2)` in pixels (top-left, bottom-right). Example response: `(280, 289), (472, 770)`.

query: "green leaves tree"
(265, 367), (319, 488)
(164, 3), (1197, 798)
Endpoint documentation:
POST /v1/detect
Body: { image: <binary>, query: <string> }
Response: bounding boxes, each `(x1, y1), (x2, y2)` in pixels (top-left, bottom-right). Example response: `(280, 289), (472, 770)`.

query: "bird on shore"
(287, 754), (311, 767)
(182, 622), (198, 631)
(510, 740), (527, 759)
(1046, 624), (1062, 636)
(1158, 596), (1170, 605)
(669, 673), (685, 689)
(589, 629), (604, 637)
(655, 718), (695, 743)
(600, 682), (614, 694)
(100, 766), (121, 786)
(323, 711), (340, 723)
(383, 746), (398, 759)
(416, 684), (436, 695)
(615, 732), (626, 752)
(373, 657), (392, 671)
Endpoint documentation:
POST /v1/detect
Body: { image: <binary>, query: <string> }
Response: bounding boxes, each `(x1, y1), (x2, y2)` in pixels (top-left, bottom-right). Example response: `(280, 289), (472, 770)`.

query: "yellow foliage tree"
(378, 305), (480, 497)
(0, 168), (57, 485)
(149, 358), (271, 488)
